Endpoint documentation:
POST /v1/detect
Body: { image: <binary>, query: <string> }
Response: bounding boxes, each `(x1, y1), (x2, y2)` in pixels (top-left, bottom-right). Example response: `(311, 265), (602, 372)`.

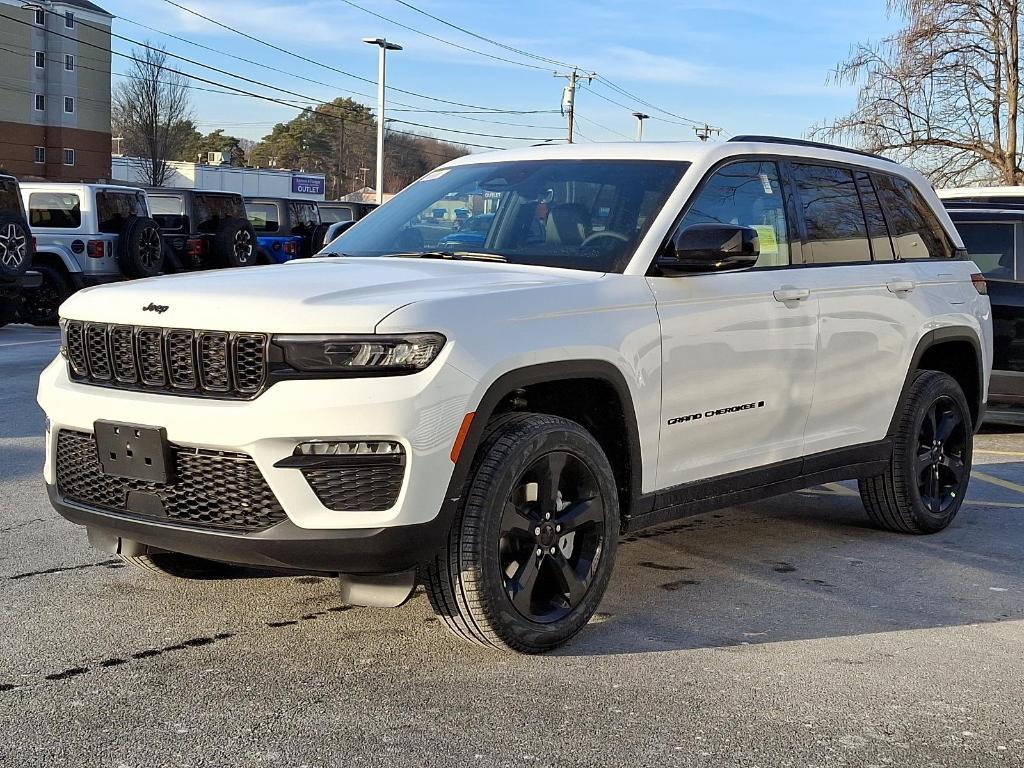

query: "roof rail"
(728, 135), (895, 163)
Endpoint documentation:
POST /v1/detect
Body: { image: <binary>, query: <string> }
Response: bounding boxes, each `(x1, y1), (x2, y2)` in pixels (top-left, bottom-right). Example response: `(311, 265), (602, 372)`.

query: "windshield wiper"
(385, 251), (507, 262)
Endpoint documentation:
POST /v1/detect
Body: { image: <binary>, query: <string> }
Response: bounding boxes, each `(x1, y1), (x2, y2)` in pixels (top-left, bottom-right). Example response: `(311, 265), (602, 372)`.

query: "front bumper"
(38, 354), (478, 531)
(48, 486), (453, 573)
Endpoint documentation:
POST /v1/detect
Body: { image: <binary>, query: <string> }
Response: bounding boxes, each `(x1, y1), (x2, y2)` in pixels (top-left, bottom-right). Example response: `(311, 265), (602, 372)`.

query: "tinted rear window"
(792, 164), (871, 264)
(319, 205), (353, 224)
(289, 201), (320, 232)
(956, 222), (1015, 280)
(246, 202), (280, 233)
(874, 174), (955, 259)
(194, 194), (245, 233)
(0, 178), (20, 215)
(29, 192), (81, 228)
(96, 190), (148, 233)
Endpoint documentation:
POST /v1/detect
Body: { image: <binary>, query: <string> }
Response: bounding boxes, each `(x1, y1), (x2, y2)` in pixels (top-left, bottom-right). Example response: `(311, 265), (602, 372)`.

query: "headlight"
(271, 333), (446, 375)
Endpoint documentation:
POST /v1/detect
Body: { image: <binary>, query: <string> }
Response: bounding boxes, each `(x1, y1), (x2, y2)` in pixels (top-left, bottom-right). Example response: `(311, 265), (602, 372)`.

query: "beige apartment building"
(0, 0), (112, 181)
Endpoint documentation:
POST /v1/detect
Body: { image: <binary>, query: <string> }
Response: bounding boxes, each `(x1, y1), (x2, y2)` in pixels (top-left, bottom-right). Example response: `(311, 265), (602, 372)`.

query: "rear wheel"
(20, 264), (70, 326)
(0, 213), (32, 281)
(213, 218), (257, 267)
(117, 552), (236, 579)
(859, 370), (973, 534)
(423, 412), (619, 653)
(117, 216), (164, 278)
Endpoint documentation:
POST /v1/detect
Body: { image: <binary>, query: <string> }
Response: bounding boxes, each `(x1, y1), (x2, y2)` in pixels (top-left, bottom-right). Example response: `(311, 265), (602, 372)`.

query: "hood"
(59, 257), (601, 333)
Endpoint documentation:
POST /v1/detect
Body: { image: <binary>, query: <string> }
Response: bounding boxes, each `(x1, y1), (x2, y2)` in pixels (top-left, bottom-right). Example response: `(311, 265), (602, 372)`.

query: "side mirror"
(657, 223), (760, 275)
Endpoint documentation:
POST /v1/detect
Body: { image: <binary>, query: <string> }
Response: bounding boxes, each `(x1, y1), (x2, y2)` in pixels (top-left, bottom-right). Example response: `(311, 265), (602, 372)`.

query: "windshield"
(321, 159), (689, 272)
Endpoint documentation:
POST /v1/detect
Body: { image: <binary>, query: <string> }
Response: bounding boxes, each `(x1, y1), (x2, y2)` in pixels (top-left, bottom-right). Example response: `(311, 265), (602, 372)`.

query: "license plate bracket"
(94, 421), (173, 484)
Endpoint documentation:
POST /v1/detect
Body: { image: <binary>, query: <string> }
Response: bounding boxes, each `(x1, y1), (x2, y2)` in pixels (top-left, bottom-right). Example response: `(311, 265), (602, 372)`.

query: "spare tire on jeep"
(310, 222), (332, 254)
(117, 216), (164, 278)
(0, 212), (32, 280)
(213, 218), (257, 267)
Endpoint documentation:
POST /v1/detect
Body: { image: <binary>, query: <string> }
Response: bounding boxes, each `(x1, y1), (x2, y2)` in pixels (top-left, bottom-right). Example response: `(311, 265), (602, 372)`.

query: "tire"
(0, 212), (32, 280)
(859, 370), (973, 534)
(213, 218), (257, 267)
(117, 216), (164, 278)
(20, 263), (70, 326)
(423, 412), (619, 653)
(117, 552), (236, 580)
(310, 222), (332, 254)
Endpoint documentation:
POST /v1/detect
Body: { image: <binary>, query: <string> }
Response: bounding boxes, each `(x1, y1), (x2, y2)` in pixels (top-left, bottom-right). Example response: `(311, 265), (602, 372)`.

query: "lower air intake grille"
(55, 430), (287, 532)
(302, 463), (405, 511)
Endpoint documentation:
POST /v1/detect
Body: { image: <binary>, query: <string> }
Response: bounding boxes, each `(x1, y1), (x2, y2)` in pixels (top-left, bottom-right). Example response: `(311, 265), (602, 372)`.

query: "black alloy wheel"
(500, 451), (607, 624)
(138, 225), (162, 272)
(233, 228), (254, 264)
(915, 394), (968, 514)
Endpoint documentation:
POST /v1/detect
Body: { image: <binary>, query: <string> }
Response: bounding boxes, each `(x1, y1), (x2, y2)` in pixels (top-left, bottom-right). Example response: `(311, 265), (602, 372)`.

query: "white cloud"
(595, 46), (707, 84)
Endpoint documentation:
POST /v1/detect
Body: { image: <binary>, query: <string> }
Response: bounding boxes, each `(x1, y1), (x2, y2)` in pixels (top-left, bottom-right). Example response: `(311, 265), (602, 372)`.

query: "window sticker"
(759, 173), (774, 195)
(753, 225), (779, 256)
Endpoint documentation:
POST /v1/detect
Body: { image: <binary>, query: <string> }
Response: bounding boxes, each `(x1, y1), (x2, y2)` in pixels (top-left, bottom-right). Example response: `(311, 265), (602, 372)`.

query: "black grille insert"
(302, 461), (405, 512)
(62, 322), (267, 399)
(55, 430), (287, 532)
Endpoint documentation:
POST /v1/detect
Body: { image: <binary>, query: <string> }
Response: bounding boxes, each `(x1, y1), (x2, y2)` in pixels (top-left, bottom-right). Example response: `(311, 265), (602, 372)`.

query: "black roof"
(729, 135), (895, 163)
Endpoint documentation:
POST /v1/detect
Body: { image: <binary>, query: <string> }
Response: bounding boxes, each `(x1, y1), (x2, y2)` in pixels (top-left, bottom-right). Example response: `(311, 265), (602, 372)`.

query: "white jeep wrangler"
(38, 137), (992, 653)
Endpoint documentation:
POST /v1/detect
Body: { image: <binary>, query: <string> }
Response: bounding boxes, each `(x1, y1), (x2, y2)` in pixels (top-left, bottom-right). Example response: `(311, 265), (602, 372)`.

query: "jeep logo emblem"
(142, 302), (169, 314)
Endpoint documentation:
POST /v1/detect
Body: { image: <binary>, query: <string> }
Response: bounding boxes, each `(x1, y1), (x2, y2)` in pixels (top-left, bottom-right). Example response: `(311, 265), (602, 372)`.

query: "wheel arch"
(443, 360), (644, 529)
(892, 327), (985, 433)
(32, 249), (79, 275)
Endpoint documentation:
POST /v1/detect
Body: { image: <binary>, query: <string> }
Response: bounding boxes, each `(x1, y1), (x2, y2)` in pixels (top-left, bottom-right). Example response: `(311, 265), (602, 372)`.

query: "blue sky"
(99, 0), (901, 149)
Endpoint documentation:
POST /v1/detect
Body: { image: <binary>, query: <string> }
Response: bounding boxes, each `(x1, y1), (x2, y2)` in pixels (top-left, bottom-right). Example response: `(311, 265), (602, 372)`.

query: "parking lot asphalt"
(1, 324), (1022, 768)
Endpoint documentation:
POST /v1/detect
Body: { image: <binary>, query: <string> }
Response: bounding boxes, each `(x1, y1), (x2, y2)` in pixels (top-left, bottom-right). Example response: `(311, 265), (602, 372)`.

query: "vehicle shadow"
(555, 476), (1024, 657)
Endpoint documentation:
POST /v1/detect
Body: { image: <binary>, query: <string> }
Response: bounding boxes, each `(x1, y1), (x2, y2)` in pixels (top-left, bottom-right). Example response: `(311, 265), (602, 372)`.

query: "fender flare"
(441, 360), (645, 516)
(889, 327), (985, 434)
(33, 247), (82, 275)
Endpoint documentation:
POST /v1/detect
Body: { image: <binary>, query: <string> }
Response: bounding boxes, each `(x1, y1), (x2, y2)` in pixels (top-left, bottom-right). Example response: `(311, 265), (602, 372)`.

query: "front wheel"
(423, 413), (619, 653)
(859, 370), (973, 534)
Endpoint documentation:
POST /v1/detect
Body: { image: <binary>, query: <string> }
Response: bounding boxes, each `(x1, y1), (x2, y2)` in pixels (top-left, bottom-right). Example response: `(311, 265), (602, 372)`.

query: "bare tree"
(112, 45), (192, 187)
(815, 0), (1023, 186)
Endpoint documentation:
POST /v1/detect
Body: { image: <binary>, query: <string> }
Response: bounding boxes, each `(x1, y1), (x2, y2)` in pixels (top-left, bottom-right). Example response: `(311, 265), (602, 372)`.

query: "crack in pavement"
(0, 517), (47, 534)
(7, 559), (125, 581)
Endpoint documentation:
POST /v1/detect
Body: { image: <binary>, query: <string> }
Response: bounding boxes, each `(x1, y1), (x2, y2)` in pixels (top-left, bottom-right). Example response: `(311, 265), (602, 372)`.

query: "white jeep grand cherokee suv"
(38, 137), (992, 653)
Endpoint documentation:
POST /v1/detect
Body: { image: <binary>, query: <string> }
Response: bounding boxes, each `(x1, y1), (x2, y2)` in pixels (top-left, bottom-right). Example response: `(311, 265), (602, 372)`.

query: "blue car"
(438, 213), (494, 248)
(244, 197), (327, 263)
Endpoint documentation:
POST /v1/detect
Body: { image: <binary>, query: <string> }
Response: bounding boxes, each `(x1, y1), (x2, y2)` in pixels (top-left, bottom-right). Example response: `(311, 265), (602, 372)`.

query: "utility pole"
(632, 112), (650, 142)
(695, 124), (722, 142)
(554, 68), (595, 144)
(363, 37), (402, 204)
(359, 167), (369, 188)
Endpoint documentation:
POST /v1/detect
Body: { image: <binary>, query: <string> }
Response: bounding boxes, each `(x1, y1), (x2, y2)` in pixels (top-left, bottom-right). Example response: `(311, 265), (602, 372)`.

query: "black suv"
(943, 192), (1024, 422)
(147, 189), (257, 270)
(0, 174), (40, 327)
(244, 197), (329, 261)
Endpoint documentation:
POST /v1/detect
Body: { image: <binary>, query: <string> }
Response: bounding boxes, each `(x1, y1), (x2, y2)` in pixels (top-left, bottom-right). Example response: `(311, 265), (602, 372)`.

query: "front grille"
(302, 462), (405, 511)
(55, 430), (287, 532)
(62, 321), (267, 399)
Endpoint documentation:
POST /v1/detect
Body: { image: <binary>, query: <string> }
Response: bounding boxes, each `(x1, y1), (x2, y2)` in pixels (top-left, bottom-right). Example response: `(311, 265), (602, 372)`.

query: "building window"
(33, 8), (44, 25)
(34, 147), (45, 164)
(34, 51), (45, 68)
(63, 148), (75, 166)
(64, 96), (74, 113)
(34, 94), (44, 111)
(65, 54), (74, 71)
(64, 11), (74, 28)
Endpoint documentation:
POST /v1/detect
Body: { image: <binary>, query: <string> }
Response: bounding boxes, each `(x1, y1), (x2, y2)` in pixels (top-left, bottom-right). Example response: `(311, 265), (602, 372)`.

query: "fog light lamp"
(295, 441), (402, 457)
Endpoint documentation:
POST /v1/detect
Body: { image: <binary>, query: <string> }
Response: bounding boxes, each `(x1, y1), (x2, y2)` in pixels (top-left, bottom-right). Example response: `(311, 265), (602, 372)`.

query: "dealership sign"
(291, 175), (325, 195)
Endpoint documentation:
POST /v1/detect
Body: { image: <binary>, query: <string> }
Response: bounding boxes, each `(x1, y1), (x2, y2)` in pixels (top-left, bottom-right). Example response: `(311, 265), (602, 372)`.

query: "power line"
(334, 0), (549, 71)
(574, 114), (632, 142)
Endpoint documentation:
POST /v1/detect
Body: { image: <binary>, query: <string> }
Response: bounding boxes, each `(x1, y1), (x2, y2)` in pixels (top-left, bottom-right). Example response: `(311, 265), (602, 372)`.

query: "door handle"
(773, 287), (810, 303)
(886, 280), (915, 294)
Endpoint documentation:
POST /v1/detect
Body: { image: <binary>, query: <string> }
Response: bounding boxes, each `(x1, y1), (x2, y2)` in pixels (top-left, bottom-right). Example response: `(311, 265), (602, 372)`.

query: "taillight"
(185, 238), (206, 257)
(284, 241), (297, 256)
(971, 273), (988, 295)
(86, 240), (105, 258)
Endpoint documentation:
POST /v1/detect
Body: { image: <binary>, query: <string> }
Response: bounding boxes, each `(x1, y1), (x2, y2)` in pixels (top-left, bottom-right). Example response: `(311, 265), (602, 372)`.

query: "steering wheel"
(581, 231), (629, 248)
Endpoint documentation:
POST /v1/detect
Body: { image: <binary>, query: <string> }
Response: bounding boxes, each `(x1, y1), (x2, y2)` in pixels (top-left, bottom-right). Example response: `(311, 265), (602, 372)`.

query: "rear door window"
(873, 174), (955, 259)
(148, 194), (186, 231)
(791, 164), (871, 264)
(96, 190), (148, 233)
(956, 222), (1016, 280)
(855, 172), (895, 260)
(319, 205), (353, 224)
(28, 192), (81, 228)
(246, 202), (280, 233)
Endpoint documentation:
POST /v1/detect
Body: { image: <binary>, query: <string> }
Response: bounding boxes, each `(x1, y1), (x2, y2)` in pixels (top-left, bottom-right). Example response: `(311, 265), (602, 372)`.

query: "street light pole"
(362, 37), (402, 205)
(632, 112), (650, 142)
